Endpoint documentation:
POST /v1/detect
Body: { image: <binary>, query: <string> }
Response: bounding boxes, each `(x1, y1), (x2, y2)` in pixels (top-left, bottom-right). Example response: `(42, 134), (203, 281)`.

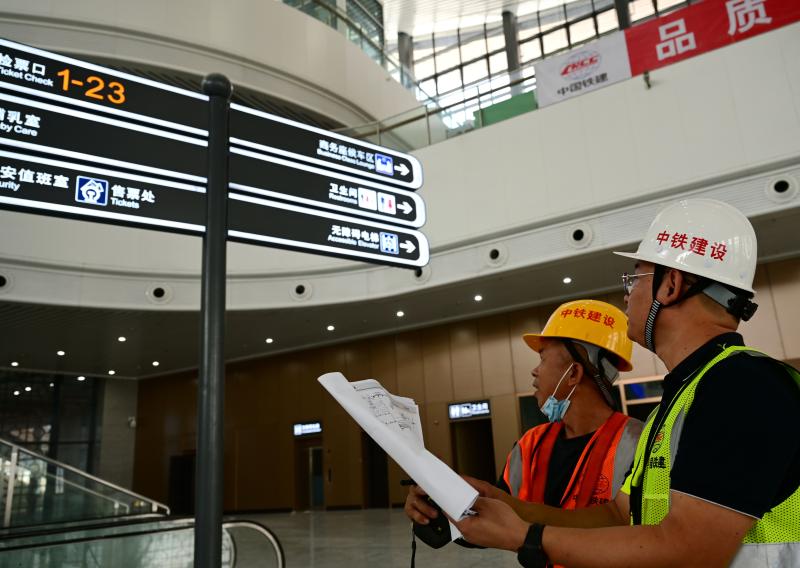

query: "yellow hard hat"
(523, 300), (633, 372)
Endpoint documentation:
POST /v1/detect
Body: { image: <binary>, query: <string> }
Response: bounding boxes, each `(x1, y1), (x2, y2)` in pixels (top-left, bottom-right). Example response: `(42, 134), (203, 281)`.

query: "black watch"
(516, 523), (549, 568)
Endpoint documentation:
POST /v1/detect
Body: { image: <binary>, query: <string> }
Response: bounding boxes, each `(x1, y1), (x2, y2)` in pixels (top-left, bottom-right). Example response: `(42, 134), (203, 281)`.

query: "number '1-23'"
(56, 68), (126, 105)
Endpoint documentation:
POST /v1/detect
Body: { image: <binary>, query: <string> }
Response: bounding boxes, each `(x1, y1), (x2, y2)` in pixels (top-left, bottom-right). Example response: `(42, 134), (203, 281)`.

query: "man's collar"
(666, 332), (744, 382)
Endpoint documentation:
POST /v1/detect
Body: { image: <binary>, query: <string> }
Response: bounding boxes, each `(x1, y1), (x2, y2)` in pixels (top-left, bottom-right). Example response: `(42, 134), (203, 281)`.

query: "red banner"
(625, 0), (800, 76)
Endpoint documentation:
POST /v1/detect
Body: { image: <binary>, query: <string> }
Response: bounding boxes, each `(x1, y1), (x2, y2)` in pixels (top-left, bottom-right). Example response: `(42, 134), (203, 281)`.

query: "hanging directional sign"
(228, 191), (429, 268)
(0, 37), (208, 134)
(229, 103), (423, 190)
(230, 147), (425, 228)
(0, 148), (206, 233)
(0, 37), (430, 270)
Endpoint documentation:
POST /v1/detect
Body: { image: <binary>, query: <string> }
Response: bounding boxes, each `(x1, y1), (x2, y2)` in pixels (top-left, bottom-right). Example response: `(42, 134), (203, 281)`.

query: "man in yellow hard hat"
(405, 300), (643, 550)
(453, 199), (800, 567)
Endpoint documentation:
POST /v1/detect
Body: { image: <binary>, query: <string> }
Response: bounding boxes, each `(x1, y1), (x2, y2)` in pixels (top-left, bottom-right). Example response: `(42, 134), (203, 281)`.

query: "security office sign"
(230, 103), (423, 190)
(0, 148), (206, 233)
(534, 32), (632, 108)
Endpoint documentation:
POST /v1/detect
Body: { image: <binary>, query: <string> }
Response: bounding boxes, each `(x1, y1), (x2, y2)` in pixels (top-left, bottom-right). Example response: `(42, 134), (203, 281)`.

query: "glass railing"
(0, 437), (168, 529)
(0, 516), (285, 568)
(333, 62), (538, 151)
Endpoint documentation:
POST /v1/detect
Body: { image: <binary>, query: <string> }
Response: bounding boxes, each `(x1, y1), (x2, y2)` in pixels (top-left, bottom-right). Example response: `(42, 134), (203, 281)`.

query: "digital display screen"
(293, 422), (323, 436)
(448, 400), (491, 420)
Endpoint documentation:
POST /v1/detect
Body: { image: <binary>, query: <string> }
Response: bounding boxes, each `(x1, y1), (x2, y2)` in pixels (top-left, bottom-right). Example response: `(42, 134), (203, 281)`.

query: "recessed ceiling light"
(152, 361), (160, 367)
(563, 276), (573, 284)
(49, 383), (54, 388)
(57, 350), (65, 356)
(118, 336), (127, 342)
(265, 338), (274, 344)
(11, 362), (18, 367)
(326, 325), (335, 331)
(396, 310), (405, 318)
(24, 386), (31, 392)
(474, 294), (483, 302)
(77, 376), (86, 382)
(13, 390), (19, 396)
(108, 370), (115, 376)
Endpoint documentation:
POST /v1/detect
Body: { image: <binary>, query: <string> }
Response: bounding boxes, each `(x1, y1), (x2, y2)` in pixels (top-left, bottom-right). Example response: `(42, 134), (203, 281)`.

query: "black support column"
(195, 73), (232, 568)
(398, 31), (415, 89)
(502, 11), (522, 94)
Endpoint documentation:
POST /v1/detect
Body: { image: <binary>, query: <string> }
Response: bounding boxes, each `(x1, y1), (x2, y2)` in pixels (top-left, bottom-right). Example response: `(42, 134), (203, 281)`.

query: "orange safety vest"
(503, 412), (642, 509)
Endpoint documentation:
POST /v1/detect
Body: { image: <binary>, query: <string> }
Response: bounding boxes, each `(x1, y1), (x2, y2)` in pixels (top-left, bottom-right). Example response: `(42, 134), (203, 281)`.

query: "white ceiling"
(382, 0), (587, 37)
(1, 207), (798, 381)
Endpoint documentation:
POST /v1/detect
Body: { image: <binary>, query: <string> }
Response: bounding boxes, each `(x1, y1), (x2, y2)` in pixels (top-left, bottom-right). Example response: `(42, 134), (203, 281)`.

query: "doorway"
(294, 435), (324, 511)
(361, 432), (389, 508)
(167, 452), (195, 515)
(450, 418), (496, 482)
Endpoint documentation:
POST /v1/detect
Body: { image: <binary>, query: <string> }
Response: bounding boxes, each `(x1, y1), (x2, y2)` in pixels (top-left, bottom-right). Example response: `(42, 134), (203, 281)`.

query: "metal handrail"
(336, 66), (537, 147)
(335, 60), (538, 134)
(0, 436), (169, 528)
(223, 520), (286, 568)
(0, 516), (286, 568)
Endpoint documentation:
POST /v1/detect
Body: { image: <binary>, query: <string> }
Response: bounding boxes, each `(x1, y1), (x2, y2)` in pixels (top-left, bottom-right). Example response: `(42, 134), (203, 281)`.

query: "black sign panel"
(0, 149), (206, 234)
(230, 147), (425, 228)
(230, 103), (422, 190)
(0, 38), (207, 134)
(228, 192), (429, 268)
(0, 92), (206, 182)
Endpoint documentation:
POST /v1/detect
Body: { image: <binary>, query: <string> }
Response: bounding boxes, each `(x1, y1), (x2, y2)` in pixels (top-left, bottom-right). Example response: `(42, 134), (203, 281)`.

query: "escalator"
(0, 516), (284, 567)
(0, 438), (285, 566)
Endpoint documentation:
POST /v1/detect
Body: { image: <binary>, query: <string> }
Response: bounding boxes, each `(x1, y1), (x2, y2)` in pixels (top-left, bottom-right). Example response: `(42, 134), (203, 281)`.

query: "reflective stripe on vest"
(626, 346), (800, 565)
(503, 412), (642, 508)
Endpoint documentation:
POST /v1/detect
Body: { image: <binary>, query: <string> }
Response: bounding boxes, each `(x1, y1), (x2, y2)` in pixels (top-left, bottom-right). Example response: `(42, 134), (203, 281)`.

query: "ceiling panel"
(2, 205), (797, 383)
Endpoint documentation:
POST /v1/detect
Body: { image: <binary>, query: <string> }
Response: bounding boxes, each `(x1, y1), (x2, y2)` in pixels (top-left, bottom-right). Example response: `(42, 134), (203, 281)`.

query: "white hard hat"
(614, 198), (757, 294)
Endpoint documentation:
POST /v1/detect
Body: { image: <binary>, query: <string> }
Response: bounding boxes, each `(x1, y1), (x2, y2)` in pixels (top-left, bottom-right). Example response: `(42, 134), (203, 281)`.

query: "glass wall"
(0, 370), (101, 473)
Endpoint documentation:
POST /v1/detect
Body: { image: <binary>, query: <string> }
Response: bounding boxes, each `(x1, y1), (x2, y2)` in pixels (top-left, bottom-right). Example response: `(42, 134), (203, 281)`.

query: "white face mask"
(540, 363), (577, 423)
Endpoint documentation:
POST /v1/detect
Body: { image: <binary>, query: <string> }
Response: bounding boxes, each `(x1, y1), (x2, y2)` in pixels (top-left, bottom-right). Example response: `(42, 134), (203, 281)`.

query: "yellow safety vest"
(622, 346), (800, 566)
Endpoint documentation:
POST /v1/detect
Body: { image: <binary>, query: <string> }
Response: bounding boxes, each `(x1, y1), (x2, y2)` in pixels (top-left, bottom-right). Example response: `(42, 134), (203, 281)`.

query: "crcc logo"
(560, 50), (601, 80)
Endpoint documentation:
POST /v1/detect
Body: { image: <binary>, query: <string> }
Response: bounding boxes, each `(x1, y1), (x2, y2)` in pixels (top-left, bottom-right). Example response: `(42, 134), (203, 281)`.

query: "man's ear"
(655, 269), (684, 306)
(567, 362), (584, 387)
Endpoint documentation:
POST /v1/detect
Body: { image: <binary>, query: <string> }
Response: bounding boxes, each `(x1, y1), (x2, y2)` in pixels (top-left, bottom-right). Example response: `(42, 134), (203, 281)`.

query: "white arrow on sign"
(400, 240), (416, 254)
(394, 163), (410, 176)
(399, 201), (413, 215)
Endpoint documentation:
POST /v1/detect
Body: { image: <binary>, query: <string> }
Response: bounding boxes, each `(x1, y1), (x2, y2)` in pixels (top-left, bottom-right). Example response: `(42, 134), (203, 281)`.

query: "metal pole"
(195, 72), (232, 568)
(425, 106), (431, 146)
(3, 448), (18, 527)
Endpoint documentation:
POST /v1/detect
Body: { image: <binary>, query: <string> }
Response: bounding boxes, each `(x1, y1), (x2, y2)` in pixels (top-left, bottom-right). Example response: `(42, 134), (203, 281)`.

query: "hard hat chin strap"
(644, 265), (665, 353)
(645, 265), (760, 353)
(563, 339), (618, 409)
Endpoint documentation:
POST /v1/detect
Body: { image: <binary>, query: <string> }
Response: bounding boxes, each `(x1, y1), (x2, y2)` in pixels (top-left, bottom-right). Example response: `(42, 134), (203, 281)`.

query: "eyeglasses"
(621, 272), (655, 295)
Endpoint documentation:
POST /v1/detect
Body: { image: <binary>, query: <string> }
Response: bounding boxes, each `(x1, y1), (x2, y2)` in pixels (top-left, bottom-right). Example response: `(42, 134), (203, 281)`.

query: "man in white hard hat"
(453, 199), (800, 567)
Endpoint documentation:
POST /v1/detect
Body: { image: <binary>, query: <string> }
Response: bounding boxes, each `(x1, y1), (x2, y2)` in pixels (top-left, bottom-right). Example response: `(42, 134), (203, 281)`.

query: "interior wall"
(132, 257), (799, 510)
